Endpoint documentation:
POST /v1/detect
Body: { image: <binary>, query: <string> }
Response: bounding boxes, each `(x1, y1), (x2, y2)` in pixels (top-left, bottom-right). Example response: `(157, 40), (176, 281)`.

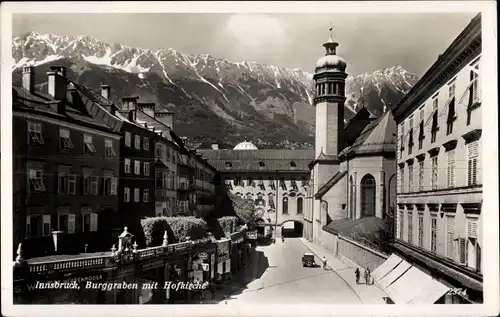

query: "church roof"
(197, 149), (314, 172)
(339, 110), (396, 158)
(315, 171), (347, 198)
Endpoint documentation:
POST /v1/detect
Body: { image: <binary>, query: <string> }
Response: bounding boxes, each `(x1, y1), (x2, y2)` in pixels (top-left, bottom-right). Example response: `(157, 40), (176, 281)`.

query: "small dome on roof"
(234, 140), (258, 150)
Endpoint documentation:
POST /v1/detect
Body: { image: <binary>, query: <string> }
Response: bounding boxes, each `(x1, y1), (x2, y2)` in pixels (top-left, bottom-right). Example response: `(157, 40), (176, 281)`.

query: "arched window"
(360, 174), (376, 217)
(297, 197), (303, 214)
(282, 197), (288, 214)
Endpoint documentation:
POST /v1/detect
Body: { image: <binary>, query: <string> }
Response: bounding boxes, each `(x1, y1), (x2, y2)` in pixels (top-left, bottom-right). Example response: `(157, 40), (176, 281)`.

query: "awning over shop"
(372, 254), (449, 304)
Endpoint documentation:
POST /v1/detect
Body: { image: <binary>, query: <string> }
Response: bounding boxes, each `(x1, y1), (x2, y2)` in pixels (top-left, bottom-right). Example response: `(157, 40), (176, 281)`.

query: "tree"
(229, 193), (258, 229)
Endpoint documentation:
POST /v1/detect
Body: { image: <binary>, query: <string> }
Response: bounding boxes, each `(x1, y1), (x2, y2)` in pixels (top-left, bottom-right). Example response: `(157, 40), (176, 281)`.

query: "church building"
(307, 28), (397, 265)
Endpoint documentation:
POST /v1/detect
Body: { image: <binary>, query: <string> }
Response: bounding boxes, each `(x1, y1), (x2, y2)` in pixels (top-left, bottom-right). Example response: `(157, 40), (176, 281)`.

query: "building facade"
(392, 14), (482, 303)
(13, 66), (121, 256)
(190, 151), (217, 218)
(199, 142), (314, 237)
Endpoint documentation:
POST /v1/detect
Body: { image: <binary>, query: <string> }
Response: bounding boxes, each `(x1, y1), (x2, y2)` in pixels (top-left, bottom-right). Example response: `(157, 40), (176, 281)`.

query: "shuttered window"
(431, 216), (437, 252)
(447, 150), (456, 188)
(446, 216), (455, 259)
(458, 238), (467, 265)
(467, 142), (479, 185)
(431, 156), (438, 190)
(407, 212), (413, 244)
(418, 215), (424, 247)
(418, 161), (424, 191)
(408, 164), (413, 192)
(400, 166), (404, 192)
(467, 219), (478, 238)
(399, 211), (404, 239)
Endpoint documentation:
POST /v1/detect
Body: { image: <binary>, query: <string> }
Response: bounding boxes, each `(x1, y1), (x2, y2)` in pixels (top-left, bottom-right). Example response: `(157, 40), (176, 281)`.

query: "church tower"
(313, 27), (347, 158)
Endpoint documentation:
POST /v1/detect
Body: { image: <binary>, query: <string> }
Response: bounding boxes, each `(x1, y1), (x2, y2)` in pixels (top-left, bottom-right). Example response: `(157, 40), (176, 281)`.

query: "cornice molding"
(393, 16), (481, 121)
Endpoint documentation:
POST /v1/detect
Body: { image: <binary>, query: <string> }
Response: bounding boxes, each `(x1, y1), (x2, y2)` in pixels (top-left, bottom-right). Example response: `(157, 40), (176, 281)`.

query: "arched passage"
(281, 220), (304, 238)
(255, 218), (266, 237)
(360, 174), (376, 217)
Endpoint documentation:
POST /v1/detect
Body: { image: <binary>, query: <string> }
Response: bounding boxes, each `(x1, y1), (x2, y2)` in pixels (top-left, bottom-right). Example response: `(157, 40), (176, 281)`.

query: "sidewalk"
(299, 238), (388, 304)
(206, 248), (260, 303)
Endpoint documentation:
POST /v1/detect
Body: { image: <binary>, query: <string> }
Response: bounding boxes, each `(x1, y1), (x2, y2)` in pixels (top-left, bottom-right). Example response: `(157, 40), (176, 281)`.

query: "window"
(407, 212), (413, 244)
(446, 98), (456, 135)
(399, 211), (404, 239)
(134, 188), (140, 202)
(28, 169), (46, 192)
(466, 218), (480, 272)
(297, 197), (303, 214)
(143, 137), (149, 150)
(155, 143), (163, 159)
(156, 172), (165, 188)
(408, 116), (414, 155)
(446, 216), (455, 259)
(399, 166), (404, 192)
(268, 194), (275, 208)
(408, 164), (413, 192)
(58, 172), (76, 195)
(418, 109), (425, 150)
(399, 124), (405, 156)
(467, 142), (479, 185)
(431, 99), (439, 143)
(467, 64), (480, 125)
(125, 132), (132, 147)
(26, 215), (51, 237)
(291, 178), (298, 189)
(143, 189), (150, 202)
(418, 215), (424, 247)
(258, 162), (265, 167)
(124, 158), (131, 173)
(225, 162), (232, 168)
(134, 160), (141, 175)
(143, 162), (150, 176)
(282, 197), (288, 214)
(418, 161), (424, 191)
(431, 216), (437, 253)
(447, 150), (456, 188)
(103, 176), (117, 196)
(105, 139), (117, 157)
(83, 174), (98, 195)
(124, 187), (130, 202)
(58, 211), (75, 233)
(247, 177), (253, 187)
(134, 135), (141, 150)
(431, 156), (438, 190)
(59, 129), (74, 150)
(234, 177), (242, 186)
(268, 177), (276, 189)
(83, 134), (97, 154)
(280, 178), (286, 190)
(27, 122), (44, 145)
(290, 161), (296, 167)
(82, 210), (98, 232)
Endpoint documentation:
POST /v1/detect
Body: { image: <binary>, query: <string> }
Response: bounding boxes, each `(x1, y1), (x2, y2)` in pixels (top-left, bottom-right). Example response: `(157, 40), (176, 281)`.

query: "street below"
(218, 238), (361, 304)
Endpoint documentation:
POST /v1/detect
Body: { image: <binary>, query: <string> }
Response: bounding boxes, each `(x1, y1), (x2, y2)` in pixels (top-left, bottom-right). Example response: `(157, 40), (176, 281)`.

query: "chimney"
(47, 66), (67, 100)
(154, 111), (175, 131)
(122, 96), (138, 112)
(101, 85), (110, 100)
(128, 110), (137, 122)
(22, 66), (34, 92)
(211, 143), (219, 150)
(138, 103), (155, 118)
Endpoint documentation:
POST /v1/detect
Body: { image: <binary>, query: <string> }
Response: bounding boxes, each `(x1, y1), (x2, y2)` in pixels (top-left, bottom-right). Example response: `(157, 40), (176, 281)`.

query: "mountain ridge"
(12, 31), (419, 149)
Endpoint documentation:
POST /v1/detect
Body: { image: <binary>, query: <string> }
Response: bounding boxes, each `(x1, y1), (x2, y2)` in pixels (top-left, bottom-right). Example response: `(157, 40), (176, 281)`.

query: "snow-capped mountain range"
(12, 31), (419, 149)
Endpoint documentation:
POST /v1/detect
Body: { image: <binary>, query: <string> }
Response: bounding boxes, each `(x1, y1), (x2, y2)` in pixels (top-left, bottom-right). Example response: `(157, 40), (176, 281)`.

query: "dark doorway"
(360, 174), (376, 217)
(256, 218), (265, 236)
(281, 221), (303, 238)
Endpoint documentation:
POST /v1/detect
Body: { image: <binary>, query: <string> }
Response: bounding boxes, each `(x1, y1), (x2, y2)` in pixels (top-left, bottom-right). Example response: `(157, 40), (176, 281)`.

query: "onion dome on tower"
(313, 26), (348, 105)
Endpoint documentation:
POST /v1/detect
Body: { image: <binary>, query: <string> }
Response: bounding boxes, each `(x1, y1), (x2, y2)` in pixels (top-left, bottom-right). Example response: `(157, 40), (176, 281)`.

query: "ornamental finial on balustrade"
(118, 227), (134, 253)
(132, 241), (138, 253)
(162, 231), (169, 247)
(111, 244), (117, 256)
(14, 243), (24, 265)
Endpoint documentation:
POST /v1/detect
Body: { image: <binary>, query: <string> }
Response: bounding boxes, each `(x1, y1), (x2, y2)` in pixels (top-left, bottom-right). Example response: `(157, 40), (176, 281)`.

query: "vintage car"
(302, 253), (316, 267)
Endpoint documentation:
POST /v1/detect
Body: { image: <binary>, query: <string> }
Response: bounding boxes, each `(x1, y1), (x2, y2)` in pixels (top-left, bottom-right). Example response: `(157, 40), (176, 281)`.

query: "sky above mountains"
(13, 12), (477, 77)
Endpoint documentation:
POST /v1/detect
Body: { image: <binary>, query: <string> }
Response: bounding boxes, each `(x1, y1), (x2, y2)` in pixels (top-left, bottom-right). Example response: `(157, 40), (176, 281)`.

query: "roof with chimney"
(12, 85), (117, 133)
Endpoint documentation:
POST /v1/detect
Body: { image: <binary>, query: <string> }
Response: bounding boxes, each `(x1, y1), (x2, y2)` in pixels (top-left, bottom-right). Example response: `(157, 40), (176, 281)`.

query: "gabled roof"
(13, 86), (114, 132)
(339, 110), (396, 158)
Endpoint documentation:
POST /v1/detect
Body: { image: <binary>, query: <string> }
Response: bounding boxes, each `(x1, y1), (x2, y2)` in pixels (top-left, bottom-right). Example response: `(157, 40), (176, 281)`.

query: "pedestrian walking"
(322, 256), (327, 270)
(355, 268), (360, 284)
(365, 267), (371, 285)
(281, 236), (285, 243)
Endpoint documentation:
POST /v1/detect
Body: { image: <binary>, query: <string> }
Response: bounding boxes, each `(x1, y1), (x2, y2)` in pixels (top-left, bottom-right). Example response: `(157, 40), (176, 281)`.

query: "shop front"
(187, 244), (216, 302)
(215, 239), (231, 283)
(230, 231), (246, 275)
(164, 258), (189, 304)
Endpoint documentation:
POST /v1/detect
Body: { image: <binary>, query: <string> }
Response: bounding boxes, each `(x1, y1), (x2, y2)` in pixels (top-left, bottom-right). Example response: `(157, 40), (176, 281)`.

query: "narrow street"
(218, 238), (361, 304)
